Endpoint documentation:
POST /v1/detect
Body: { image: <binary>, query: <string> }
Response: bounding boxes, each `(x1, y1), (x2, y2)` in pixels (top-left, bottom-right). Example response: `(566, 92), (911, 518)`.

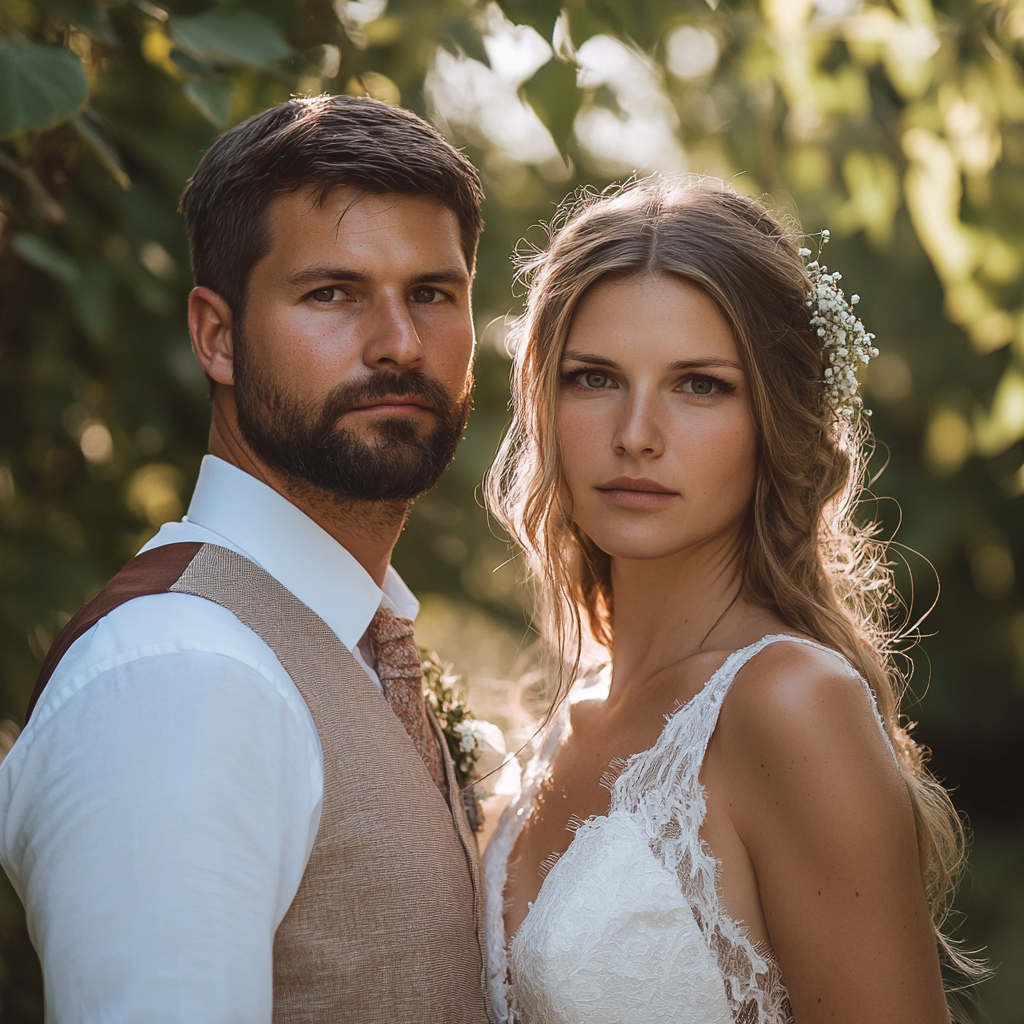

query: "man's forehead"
(257, 186), (468, 281)
(270, 186), (458, 239)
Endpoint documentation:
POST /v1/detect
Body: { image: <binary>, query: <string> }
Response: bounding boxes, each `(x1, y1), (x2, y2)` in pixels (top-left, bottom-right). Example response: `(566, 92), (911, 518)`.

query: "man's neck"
(207, 396), (408, 587)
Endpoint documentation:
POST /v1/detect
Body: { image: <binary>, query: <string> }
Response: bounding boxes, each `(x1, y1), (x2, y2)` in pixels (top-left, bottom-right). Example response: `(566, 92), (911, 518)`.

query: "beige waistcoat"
(30, 541), (494, 1024)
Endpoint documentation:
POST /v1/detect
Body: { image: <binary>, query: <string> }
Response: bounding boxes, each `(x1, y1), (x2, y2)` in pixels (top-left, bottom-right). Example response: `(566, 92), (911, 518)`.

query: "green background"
(1, 0), (1023, 1018)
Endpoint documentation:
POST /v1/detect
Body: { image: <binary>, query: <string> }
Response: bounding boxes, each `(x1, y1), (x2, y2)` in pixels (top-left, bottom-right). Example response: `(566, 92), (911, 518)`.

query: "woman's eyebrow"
(561, 351), (618, 367)
(667, 357), (743, 372)
(562, 351), (743, 372)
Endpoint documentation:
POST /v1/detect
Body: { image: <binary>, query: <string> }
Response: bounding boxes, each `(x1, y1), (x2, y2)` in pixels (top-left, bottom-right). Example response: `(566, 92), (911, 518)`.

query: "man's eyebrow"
(287, 266), (368, 287)
(415, 267), (472, 284)
(286, 265), (470, 287)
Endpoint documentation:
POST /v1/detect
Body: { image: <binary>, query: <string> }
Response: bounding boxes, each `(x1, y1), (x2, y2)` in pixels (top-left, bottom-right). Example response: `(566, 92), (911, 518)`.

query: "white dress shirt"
(0, 455), (418, 1023)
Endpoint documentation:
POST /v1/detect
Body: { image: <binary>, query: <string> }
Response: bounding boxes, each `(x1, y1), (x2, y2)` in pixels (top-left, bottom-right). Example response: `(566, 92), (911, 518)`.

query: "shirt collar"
(184, 455), (418, 650)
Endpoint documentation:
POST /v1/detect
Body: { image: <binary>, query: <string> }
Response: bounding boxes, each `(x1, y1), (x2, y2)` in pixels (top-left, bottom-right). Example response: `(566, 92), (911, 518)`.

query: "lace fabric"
(483, 677), (579, 1023)
(484, 635), (896, 1024)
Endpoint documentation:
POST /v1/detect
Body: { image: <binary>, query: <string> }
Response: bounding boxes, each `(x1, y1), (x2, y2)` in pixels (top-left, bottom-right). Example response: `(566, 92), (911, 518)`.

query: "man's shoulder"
(30, 591), (297, 723)
(86, 589), (272, 659)
(58, 518), (268, 684)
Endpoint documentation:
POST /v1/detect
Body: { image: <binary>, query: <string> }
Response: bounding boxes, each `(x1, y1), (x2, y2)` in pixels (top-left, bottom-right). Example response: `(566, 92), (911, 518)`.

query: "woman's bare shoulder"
(714, 637), (905, 817)
(722, 637), (880, 742)
(710, 639), (945, 1023)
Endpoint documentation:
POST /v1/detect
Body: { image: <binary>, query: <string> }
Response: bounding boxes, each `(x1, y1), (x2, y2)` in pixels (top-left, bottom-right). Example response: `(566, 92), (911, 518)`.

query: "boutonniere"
(421, 648), (520, 832)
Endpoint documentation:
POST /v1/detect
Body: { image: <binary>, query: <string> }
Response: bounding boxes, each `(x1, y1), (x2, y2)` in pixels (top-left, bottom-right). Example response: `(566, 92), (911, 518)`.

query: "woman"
(483, 178), (969, 1024)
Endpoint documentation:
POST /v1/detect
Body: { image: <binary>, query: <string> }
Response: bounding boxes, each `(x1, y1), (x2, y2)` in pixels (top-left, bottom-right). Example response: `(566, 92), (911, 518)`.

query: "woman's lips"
(596, 477), (678, 508)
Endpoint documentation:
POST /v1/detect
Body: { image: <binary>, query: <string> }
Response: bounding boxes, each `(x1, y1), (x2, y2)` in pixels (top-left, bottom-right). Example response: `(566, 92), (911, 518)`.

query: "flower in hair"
(798, 230), (878, 421)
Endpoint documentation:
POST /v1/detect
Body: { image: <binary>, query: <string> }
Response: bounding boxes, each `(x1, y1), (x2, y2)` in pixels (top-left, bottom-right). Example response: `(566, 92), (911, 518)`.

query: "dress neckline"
(513, 634), (820, 905)
(484, 633), (859, 1022)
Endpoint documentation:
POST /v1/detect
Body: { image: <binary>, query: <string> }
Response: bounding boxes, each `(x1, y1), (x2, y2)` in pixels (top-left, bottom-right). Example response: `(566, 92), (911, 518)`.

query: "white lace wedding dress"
(484, 635), (894, 1024)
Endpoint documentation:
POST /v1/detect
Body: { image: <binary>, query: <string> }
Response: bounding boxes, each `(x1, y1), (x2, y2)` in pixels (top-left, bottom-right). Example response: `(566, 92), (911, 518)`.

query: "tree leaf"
(71, 259), (116, 345)
(72, 112), (131, 190)
(438, 18), (491, 66)
(563, 7), (622, 48)
(0, 41), (88, 140)
(170, 49), (208, 78)
(521, 58), (580, 159)
(11, 234), (80, 285)
(47, 0), (120, 46)
(184, 79), (234, 126)
(170, 7), (292, 70)
(495, 0), (561, 42)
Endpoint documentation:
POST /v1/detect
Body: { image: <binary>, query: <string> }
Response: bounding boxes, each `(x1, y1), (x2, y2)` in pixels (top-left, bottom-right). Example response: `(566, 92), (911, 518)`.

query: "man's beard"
(233, 345), (472, 503)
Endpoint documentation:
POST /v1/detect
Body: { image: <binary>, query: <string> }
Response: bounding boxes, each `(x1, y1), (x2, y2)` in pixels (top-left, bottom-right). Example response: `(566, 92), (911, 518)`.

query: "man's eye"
(411, 287), (441, 303)
(310, 287), (337, 302)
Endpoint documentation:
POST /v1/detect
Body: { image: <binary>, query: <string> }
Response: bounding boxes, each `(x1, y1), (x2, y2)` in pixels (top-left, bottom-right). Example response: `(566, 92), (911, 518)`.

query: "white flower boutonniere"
(420, 649), (520, 832)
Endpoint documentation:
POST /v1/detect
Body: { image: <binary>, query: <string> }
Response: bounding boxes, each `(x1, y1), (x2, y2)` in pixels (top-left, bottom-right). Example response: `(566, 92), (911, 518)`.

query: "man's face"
(232, 186), (475, 501)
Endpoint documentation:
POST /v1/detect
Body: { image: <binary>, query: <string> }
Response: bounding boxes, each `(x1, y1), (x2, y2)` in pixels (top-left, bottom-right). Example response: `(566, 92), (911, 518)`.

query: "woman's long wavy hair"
(486, 177), (972, 973)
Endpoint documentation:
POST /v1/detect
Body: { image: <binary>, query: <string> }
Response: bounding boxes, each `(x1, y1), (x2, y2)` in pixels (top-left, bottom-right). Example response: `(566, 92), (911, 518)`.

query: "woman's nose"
(612, 392), (665, 458)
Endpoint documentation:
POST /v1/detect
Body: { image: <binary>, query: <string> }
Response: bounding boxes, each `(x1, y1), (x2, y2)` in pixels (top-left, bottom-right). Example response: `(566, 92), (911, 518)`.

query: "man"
(0, 95), (492, 1023)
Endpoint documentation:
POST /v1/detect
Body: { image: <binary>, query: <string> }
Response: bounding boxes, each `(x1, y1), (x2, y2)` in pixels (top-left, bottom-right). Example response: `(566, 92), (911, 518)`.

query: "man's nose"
(362, 293), (425, 372)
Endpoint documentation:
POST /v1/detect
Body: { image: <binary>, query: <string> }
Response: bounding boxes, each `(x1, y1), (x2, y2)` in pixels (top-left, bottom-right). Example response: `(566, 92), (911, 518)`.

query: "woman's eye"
(684, 377), (715, 396)
(581, 371), (610, 389)
(311, 287), (337, 302)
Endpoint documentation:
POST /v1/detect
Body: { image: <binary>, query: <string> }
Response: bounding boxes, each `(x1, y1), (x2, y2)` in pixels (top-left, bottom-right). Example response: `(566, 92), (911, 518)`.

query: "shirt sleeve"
(0, 632), (322, 1024)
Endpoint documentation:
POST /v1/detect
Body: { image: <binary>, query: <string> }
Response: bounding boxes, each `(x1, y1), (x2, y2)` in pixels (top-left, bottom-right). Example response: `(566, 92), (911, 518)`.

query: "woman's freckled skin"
(502, 264), (953, 1023)
(555, 274), (757, 568)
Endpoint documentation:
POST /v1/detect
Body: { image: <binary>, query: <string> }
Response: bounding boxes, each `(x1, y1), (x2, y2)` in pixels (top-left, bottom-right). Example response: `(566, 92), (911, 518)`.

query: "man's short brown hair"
(180, 95), (484, 321)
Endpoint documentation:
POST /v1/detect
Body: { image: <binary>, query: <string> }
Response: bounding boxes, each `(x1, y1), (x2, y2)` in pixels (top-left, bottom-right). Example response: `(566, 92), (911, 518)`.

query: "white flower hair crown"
(799, 230), (878, 421)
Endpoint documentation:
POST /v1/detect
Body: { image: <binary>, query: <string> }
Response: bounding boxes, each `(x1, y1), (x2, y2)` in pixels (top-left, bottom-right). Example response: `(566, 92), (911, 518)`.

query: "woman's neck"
(607, 528), (777, 701)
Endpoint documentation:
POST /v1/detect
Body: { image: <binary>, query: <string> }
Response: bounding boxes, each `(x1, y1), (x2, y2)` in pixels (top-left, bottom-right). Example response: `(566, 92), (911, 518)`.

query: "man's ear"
(189, 286), (236, 386)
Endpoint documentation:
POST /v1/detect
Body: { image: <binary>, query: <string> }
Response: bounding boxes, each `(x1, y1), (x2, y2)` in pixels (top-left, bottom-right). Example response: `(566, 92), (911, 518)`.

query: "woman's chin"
(586, 532), (693, 563)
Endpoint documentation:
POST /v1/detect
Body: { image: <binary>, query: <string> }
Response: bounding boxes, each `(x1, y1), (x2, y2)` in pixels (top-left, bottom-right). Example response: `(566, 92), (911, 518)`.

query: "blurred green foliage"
(1, 0), (1023, 1018)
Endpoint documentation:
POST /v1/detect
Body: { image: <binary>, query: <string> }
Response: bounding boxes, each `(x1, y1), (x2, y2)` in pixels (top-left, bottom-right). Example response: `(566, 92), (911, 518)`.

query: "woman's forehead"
(564, 274), (740, 368)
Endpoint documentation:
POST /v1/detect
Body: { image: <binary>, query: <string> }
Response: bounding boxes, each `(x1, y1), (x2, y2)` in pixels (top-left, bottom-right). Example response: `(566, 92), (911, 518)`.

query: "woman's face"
(556, 273), (757, 563)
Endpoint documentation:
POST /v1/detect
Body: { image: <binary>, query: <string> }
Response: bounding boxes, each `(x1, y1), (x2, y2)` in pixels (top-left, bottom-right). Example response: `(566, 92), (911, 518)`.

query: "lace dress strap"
(606, 633), (894, 1024)
(612, 632), (894, 815)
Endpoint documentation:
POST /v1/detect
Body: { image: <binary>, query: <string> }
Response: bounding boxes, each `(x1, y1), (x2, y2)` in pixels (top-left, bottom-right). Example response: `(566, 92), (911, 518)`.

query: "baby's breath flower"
(803, 231), (876, 421)
(455, 722), (479, 755)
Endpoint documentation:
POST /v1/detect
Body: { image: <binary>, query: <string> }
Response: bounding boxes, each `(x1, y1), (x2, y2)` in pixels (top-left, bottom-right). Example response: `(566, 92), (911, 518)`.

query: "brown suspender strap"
(25, 542), (204, 724)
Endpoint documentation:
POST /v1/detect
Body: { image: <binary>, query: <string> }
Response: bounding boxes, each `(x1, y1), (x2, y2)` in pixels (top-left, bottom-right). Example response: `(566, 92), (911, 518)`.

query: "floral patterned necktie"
(368, 608), (448, 795)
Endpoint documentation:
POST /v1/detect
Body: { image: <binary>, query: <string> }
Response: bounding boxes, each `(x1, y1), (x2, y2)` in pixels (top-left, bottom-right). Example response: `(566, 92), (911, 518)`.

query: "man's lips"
(596, 476), (678, 508)
(347, 396), (435, 415)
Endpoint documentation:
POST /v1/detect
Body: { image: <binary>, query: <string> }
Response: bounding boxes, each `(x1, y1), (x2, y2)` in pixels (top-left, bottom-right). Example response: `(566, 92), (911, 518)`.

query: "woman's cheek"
(702, 417), (757, 512)
(556, 405), (596, 471)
